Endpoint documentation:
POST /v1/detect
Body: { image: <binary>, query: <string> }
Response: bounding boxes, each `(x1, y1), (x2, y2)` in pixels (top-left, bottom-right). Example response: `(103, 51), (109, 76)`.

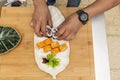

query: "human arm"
(84, 0), (120, 19)
(56, 0), (120, 40)
(31, 0), (52, 36)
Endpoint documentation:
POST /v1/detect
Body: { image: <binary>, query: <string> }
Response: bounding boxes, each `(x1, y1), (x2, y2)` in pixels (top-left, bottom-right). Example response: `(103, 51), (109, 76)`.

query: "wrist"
(74, 13), (83, 25)
(83, 8), (92, 19)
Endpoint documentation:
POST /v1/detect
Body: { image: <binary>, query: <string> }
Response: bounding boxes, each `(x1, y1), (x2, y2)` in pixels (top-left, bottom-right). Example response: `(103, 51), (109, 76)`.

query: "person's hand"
(31, 4), (52, 37)
(56, 13), (82, 41)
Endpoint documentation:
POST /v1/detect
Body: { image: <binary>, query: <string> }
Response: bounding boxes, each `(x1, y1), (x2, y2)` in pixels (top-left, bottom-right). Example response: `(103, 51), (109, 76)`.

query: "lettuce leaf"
(46, 54), (60, 68)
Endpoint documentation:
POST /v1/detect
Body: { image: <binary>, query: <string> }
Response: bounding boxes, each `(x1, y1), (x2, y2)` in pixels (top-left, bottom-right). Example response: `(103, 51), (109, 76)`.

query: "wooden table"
(0, 7), (95, 80)
(0, 7), (2, 17)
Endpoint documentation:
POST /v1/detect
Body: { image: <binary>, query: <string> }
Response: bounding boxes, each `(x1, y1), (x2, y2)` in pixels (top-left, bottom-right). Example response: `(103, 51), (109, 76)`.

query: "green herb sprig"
(46, 54), (60, 68)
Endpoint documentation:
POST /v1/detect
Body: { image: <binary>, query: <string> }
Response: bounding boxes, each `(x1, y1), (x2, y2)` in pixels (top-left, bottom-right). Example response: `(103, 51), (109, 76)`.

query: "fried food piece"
(43, 45), (51, 53)
(37, 41), (45, 49)
(59, 43), (67, 52)
(44, 38), (53, 45)
(51, 47), (60, 54)
(51, 41), (59, 49)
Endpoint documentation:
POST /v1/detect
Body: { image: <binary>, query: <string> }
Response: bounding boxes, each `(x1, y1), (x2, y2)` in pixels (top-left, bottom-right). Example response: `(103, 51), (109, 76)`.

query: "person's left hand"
(56, 13), (83, 41)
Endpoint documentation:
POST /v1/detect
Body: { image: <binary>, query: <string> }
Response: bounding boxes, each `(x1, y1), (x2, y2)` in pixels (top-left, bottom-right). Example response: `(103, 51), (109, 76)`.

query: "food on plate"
(42, 54), (60, 68)
(43, 45), (51, 52)
(36, 38), (68, 54)
(42, 58), (49, 64)
(51, 41), (59, 49)
(44, 38), (53, 45)
(46, 25), (52, 32)
(46, 25), (58, 39)
(46, 26), (52, 38)
(46, 31), (53, 38)
(37, 41), (45, 49)
(37, 38), (52, 49)
(59, 43), (67, 52)
(0, 26), (21, 54)
(51, 27), (58, 34)
(52, 34), (58, 39)
(51, 47), (60, 54)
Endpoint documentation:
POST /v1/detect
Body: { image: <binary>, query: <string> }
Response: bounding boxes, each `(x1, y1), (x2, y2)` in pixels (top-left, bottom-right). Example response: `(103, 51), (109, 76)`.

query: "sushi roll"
(52, 34), (58, 39)
(51, 27), (58, 34)
(46, 25), (52, 38)
(46, 26), (59, 39)
(46, 25), (52, 32)
(46, 31), (53, 38)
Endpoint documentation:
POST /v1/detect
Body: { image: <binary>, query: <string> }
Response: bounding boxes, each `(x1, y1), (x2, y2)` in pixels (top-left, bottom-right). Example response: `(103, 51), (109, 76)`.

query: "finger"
(30, 19), (35, 28)
(30, 22), (33, 26)
(56, 27), (66, 37)
(57, 23), (63, 30)
(58, 31), (70, 40)
(56, 24), (66, 36)
(65, 34), (75, 41)
(30, 21), (34, 28)
(34, 22), (41, 37)
(41, 21), (47, 36)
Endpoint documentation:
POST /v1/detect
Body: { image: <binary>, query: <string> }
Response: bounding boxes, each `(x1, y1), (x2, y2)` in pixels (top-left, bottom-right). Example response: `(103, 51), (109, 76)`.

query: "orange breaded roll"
(59, 43), (67, 52)
(51, 47), (60, 54)
(43, 45), (51, 53)
(44, 38), (53, 46)
(37, 41), (45, 49)
(51, 41), (59, 49)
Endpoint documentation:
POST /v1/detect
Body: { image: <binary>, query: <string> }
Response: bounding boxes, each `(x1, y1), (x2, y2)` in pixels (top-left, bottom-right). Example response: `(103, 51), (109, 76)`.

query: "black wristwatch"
(76, 10), (89, 25)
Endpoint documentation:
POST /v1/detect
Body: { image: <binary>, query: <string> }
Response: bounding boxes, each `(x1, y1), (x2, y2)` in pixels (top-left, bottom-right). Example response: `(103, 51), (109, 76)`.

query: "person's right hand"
(31, 3), (52, 37)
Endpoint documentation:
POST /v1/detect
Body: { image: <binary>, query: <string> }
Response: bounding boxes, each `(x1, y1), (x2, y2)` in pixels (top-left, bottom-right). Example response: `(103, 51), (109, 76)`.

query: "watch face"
(76, 10), (89, 25)
(80, 13), (88, 21)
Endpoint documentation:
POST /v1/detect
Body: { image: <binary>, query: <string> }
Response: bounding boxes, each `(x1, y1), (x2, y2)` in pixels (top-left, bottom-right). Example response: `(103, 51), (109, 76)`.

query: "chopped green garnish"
(46, 54), (55, 60)
(46, 54), (60, 68)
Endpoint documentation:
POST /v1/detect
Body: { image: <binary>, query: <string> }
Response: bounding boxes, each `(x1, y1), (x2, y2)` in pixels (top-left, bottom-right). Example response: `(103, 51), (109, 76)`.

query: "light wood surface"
(0, 7), (95, 80)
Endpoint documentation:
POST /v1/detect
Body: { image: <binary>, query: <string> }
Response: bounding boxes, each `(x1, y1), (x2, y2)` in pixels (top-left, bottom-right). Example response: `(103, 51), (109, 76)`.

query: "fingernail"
(30, 22), (33, 26)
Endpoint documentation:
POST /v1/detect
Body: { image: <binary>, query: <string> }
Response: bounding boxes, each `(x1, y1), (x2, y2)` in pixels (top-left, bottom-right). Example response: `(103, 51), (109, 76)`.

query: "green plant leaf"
(0, 26), (21, 54)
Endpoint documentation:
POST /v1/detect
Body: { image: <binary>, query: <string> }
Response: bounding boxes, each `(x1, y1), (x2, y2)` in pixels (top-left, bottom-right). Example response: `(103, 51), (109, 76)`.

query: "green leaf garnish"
(46, 54), (60, 68)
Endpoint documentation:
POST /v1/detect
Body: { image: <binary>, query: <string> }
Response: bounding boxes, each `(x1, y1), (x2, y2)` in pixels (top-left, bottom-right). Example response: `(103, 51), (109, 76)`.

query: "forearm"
(83, 0), (120, 19)
(33, 0), (46, 8)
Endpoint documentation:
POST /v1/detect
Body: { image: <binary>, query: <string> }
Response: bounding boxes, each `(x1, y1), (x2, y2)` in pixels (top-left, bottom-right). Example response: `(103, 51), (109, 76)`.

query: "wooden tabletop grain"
(0, 7), (2, 17)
